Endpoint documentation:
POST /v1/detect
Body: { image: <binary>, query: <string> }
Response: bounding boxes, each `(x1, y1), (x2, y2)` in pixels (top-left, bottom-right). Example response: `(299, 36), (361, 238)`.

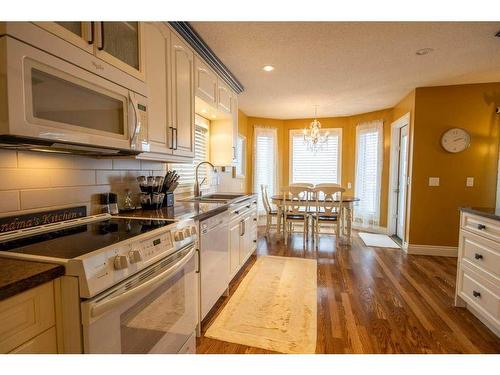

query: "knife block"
(163, 192), (174, 207)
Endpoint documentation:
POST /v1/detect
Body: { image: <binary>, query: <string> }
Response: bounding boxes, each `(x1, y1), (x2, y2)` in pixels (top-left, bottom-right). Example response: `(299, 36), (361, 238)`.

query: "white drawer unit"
(455, 211), (500, 337)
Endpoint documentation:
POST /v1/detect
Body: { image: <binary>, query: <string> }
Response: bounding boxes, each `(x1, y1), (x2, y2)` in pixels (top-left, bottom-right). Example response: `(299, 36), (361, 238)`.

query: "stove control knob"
(190, 226), (197, 236)
(114, 255), (129, 270)
(174, 230), (184, 242)
(129, 250), (143, 264)
(183, 228), (191, 238)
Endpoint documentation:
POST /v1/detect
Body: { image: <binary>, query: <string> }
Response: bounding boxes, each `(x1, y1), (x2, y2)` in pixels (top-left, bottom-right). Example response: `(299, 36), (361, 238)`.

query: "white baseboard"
(406, 244), (458, 257)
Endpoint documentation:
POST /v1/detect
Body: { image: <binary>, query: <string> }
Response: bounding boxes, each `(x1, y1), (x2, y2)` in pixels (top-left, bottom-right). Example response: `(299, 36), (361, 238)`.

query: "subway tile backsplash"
(0, 149), (166, 216)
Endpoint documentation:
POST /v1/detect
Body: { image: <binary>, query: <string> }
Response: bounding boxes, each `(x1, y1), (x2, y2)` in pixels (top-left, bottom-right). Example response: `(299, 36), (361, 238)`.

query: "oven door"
(81, 243), (197, 354)
(2, 36), (148, 152)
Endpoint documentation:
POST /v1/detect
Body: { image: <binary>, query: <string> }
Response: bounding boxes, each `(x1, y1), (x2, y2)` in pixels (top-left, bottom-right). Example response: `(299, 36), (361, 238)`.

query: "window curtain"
(354, 120), (384, 228)
(253, 126), (278, 214)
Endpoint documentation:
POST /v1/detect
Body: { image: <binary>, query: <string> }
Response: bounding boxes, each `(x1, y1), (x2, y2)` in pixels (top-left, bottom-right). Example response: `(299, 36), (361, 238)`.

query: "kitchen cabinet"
(170, 32), (195, 158)
(210, 88), (239, 166)
(195, 56), (218, 107)
(34, 21), (145, 81)
(228, 198), (258, 280)
(140, 22), (195, 161)
(34, 22), (94, 53)
(0, 281), (58, 354)
(217, 78), (232, 113)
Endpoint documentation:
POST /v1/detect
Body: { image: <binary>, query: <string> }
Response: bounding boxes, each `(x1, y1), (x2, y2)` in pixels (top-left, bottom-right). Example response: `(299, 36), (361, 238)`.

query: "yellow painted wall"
(409, 83), (500, 247)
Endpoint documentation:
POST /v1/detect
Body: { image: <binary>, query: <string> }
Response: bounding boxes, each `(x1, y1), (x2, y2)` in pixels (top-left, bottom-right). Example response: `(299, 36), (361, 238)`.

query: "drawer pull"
(253, 218), (257, 222)
(477, 224), (486, 230)
(253, 239), (257, 243)
(474, 253), (483, 260)
(472, 290), (481, 298)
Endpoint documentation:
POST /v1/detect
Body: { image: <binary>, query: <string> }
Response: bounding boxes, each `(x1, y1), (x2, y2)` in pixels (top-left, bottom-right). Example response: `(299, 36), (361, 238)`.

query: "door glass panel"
(55, 22), (82, 37)
(102, 22), (139, 69)
(31, 68), (125, 135)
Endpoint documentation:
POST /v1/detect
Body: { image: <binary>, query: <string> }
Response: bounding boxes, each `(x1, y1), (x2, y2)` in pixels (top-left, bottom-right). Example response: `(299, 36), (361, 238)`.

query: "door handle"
(169, 127), (175, 149)
(97, 22), (104, 50)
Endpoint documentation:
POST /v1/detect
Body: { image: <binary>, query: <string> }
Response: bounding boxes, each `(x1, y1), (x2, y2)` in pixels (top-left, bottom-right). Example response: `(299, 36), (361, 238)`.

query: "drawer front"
(459, 267), (499, 323)
(461, 231), (500, 278)
(9, 327), (57, 354)
(462, 213), (500, 243)
(0, 282), (55, 353)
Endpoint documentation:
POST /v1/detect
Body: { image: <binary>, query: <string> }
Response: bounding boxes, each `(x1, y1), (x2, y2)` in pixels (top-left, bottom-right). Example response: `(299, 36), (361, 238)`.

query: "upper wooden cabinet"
(35, 21), (146, 81)
(195, 56), (218, 107)
(217, 78), (232, 113)
(170, 33), (195, 158)
(141, 22), (195, 161)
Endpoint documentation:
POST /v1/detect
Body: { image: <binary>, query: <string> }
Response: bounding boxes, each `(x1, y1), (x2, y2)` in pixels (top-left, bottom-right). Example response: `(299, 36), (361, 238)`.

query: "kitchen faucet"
(194, 161), (216, 197)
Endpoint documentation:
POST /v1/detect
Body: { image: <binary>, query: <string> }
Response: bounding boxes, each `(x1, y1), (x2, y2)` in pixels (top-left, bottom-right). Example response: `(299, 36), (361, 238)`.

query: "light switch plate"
(347, 182), (352, 189)
(466, 177), (474, 187)
(428, 177), (440, 187)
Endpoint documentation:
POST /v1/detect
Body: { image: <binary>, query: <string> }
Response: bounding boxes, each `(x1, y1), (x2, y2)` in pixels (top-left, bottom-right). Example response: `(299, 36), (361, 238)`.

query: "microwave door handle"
(89, 245), (195, 319)
(129, 92), (141, 149)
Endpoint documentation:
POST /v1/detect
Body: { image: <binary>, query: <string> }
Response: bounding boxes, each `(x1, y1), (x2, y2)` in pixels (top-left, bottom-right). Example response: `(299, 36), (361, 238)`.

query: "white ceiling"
(190, 22), (500, 119)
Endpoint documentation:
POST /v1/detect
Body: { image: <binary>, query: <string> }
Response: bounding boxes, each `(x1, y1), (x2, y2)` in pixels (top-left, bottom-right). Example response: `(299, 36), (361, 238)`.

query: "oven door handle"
(90, 245), (195, 319)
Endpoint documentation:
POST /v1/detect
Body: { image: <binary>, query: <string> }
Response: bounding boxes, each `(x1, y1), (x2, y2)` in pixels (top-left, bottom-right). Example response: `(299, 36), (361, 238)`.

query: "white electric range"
(0, 213), (198, 354)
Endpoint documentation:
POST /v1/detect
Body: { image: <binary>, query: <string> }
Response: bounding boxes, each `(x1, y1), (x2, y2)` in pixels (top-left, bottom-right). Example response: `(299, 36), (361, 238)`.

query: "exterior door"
(396, 125), (409, 240)
(95, 22), (145, 80)
(170, 33), (195, 158)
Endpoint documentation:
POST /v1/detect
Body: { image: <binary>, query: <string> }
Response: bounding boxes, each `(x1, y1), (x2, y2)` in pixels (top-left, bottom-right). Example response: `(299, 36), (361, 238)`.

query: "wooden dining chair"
(290, 182), (315, 189)
(282, 186), (313, 245)
(260, 184), (279, 235)
(311, 185), (345, 248)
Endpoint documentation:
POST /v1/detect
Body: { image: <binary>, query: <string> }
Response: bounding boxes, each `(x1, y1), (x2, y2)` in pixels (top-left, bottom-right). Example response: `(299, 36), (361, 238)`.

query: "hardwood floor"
(196, 228), (500, 354)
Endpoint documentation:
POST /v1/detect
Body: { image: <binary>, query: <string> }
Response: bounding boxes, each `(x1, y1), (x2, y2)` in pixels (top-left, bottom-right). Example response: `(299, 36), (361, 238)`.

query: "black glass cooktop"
(0, 218), (175, 259)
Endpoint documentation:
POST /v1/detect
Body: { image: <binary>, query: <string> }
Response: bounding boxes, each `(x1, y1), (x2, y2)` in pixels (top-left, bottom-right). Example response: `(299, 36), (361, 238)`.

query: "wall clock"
(440, 128), (471, 153)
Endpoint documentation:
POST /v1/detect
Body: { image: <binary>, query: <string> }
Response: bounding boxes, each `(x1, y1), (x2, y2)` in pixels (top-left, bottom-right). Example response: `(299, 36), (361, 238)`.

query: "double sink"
(181, 193), (248, 204)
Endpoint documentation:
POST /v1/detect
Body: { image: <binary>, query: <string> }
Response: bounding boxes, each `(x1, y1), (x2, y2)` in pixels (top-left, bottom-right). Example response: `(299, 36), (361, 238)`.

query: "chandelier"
(303, 106), (329, 152)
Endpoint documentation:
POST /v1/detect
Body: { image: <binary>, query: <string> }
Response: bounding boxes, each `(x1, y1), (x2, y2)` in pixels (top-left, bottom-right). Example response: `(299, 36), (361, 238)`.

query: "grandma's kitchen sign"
(0, 206), (87, 233)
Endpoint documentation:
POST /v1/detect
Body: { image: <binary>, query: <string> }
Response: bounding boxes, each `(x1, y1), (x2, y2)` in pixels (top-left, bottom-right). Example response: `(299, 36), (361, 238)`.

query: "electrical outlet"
(347, 182), (352, 189)
(466, 177), (474, 187)
(428, 177), (440, 187)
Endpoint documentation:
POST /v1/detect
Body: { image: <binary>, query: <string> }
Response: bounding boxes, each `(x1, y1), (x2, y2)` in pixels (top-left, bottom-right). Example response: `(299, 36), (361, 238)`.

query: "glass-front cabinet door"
(34, 22), (94, 53)
(95, 22), (145, 81)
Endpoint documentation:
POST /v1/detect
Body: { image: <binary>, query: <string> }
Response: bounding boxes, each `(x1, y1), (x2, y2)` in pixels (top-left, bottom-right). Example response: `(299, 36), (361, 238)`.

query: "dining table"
(270, 194), (360, 243)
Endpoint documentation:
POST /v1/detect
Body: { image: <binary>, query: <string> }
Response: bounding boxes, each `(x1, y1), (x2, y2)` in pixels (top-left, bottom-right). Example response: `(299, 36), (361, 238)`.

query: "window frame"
(288, 128), (343, 186)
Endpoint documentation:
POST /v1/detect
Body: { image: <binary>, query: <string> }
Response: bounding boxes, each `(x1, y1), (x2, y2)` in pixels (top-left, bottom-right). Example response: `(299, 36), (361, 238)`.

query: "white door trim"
(387, 113), (411, 247)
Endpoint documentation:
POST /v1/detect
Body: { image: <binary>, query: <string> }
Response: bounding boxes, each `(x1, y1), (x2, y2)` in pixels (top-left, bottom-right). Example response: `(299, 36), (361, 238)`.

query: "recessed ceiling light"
(262, 65), (275, 72)
(201, 108), (207, 114)
(416, 48), (434, 56)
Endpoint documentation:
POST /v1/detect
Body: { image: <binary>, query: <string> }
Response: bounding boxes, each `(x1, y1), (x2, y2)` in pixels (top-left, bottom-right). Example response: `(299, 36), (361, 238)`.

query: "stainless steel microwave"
(0, 36), (149, 155)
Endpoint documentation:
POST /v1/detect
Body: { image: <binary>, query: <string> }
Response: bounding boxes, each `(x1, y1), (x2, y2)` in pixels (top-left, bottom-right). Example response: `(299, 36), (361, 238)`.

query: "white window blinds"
(171, 125), (208, 187)
(354, 120), (383, 227)
(290, 129), (342, 185)
(253, 127), (278, 214)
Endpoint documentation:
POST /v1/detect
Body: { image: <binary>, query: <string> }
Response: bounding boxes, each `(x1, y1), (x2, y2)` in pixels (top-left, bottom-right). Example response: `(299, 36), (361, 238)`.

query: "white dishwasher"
(198, 210), (229, 323)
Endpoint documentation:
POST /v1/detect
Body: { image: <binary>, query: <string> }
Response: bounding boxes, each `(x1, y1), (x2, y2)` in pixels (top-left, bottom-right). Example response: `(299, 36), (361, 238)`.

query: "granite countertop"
(118, 194), (257, 222)
(0, 258), (64, 301)
(460, 207), (500, 221)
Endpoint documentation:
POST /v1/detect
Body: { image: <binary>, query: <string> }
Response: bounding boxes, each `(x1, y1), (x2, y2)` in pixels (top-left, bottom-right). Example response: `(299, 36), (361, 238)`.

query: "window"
(171, 117), (209, 188)
(289, 129), (342, 185)
(253, 127), (278, 214)
(354, 120), (383, 227)
(234, 135), (246, 178)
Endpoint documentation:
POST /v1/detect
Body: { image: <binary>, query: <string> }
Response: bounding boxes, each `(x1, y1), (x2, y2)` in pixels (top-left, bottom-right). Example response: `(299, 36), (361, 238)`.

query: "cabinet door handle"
(87, 22), (94, 44)
(195, 249), (201, 274)
(253, 218), (257, 222)
(97, 22), (104, 50)
(472, 290), (481, 298)
(474, 253), (483, 260)
(169, 127), (174, 149)
(477, 224), (486, 230)
(174, 128), (178, 150)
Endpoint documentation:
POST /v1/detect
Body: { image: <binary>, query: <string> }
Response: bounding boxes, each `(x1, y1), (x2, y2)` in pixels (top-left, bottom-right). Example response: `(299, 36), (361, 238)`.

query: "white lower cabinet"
(228, 199), (258, 280)
(0, 281), (58, 354)
(455, 212), (500, 337)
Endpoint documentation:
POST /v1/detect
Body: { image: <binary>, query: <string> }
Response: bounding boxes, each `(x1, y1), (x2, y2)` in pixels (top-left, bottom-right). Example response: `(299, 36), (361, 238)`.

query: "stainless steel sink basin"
(180, 193), (247, 203)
